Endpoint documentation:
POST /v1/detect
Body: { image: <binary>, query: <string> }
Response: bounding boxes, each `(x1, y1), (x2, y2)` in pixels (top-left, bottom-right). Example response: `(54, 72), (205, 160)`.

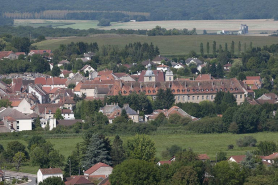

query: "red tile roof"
(74, 82), (83, 92)
(0, 51), (13, 59)
(39, 168), (63, 175)
(138, 70), (164, 82)
(46, 78), (67, 85)
(198, 154), (210, 160)
(42, 87), (51, 93)
(29, 50), (52, 55)
(158, 161), (172, 165)
(35, 77), (47, 85)
(264, 152), (278, 160)
(11, 100), (21, 107)
(229, 155), (246, 163)
(65, 176), (92, 185)
(84, 162), (112, 175)
(246, 76), (261, 81)
(195, 74), (213, 81)
(98, 70), (113, 76)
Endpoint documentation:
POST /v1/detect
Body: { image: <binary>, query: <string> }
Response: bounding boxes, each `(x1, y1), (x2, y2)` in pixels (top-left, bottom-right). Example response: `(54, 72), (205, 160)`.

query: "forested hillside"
(1, 0), (278, 21)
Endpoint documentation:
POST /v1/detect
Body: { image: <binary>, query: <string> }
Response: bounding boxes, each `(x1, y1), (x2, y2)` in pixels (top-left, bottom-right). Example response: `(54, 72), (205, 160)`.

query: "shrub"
(236, 136), (257, 147)
(228, 144), (234, 150)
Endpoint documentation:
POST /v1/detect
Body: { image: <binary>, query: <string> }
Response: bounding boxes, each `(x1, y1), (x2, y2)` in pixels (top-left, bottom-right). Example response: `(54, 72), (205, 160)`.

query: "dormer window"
(153, 90), (156, 93)
(187, 89), (190, 92)
(172, 89), (175, 93)
(148, 90), (151, 93)
(182, 89), (185, 92)
(177, 89), (180, 92)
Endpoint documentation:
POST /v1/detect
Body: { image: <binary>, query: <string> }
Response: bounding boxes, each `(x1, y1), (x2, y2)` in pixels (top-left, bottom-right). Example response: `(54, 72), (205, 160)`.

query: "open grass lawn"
(34, 34), (278, 56)
(2, 132), (278, 174)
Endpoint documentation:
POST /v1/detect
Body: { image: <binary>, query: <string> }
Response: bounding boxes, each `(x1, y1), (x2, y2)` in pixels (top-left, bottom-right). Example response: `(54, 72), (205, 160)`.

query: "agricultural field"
(1, 132), (278, 173)
(14, 19), (278, 34)
(34, 34), (278, 56)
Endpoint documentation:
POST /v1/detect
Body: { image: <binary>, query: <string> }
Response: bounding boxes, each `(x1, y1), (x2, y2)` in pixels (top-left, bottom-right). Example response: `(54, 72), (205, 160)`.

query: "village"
(0, 48), (278, 184)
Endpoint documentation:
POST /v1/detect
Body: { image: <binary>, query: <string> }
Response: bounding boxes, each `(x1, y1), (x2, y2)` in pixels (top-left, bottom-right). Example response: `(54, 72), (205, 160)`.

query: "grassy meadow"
(1, 132), (278, 173)
(34, 34), (278, 56)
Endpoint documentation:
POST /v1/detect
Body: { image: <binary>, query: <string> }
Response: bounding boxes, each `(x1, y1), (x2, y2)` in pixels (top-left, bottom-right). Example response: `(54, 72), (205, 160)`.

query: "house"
(157, 64), (169, 72)
(255, 93), (278, 105)
(228, 155), (246, 163)
(58, 60), (70, 67)
(28, 84), (49, 104)
(37, 168), (63, 184)
(81, 65), (95, 74)
(74, 82), (83, 96)
(66, 72), (86, 86)
(0, 51), (25, 60)
(45, 77), (67, 89)
(0, 107), (33, 131)
(12, 98), (33, 114)
(195, 74), (213, 81)
(84, 52), (94, 60)
(157, 160), (172, 166)
(65, 176), (94, 185)
(197, 63), (207, 72)
(173, 63), (185, 69)
(61, 109), (75, 120)
(49, 63), (54, 71)
(142, 60), (155, 68)
(152, 55), (168, 64)
(223, 63), (232, 71)
(84, 162), (113, 178)
(28, 50), (52, 57)
(60, 70), (72, 78)
(34, 77), (47, 86)
(198, 154), (210, 162)
(185, 58), (203, 66)
(100, 104), (139, 123)
(262, 152), (278, 164)
(242, 76), (262, 90)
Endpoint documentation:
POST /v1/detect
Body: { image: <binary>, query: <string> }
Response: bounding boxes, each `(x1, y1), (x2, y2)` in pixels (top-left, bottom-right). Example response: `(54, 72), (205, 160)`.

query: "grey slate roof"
(0, 108), (31, 119)
(185, 58), (203, 65)
(100, 104), (121, 115)
(123, 104), (138, 115)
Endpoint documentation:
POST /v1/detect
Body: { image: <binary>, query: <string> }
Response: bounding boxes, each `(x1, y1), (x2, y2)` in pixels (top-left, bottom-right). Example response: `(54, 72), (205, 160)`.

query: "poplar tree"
(200, 42), (204, 56)
(206, 42), (210, 55)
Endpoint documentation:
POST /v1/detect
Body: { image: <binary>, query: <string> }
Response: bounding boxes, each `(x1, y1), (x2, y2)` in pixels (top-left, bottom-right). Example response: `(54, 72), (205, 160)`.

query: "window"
(188, 96), (190, 100)
(240, 95), (242, 99)
(235, 95), (238, 98)
(192, 96), (195, 100)
(206, 95), (209, 99)
(211, 95), (213, 99)
(178, 96), (180, 100)
(169, 77), (171, 80)
(149, 77), (152, 81)
(197, 96), (199, 100)
(177, 89), (180, 92)
(202, 96), (204, 99)
(183, 96), (185, 101)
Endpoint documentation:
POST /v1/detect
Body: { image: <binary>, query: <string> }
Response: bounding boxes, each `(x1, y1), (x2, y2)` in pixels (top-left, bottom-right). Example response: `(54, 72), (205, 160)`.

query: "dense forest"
(1, 0), (278, 22)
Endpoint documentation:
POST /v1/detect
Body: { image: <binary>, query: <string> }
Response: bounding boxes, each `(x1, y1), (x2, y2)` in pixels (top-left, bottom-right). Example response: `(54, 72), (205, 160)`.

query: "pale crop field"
(15, 19), (278, 34)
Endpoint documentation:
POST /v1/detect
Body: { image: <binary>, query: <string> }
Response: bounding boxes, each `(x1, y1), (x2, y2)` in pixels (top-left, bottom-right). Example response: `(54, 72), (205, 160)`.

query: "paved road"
(4, 170), (37, 185)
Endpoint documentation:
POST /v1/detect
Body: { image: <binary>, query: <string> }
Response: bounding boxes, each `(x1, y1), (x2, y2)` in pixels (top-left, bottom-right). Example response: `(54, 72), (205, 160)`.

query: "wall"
(37, 170), (63, 184)
(13, 99), (33, 114)
(18, 119), (32, 131)
(80, 88), (96, 97)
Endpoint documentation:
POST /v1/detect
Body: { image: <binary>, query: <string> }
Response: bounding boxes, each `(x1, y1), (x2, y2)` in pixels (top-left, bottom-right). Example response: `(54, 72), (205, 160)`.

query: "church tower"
(144, 63), (155, 82)
(165, 67), (174, 81)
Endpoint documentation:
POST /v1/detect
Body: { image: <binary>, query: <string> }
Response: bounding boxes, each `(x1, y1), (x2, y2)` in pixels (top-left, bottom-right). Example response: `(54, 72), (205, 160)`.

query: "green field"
(34, 34), (278, 56)
(1, 132), (278, 173)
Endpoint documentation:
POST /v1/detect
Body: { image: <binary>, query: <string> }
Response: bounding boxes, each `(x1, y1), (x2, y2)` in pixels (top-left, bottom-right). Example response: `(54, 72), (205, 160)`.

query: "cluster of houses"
(0, 49), (272, 132)
(33, 151), (278, 184)
(37, 162), (112, 185)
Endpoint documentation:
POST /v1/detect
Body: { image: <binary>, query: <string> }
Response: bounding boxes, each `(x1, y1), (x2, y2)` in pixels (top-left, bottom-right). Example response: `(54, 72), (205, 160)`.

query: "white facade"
(29, 86), (44, 104)
(82, 65), (95, 74)
(62, 113), (75, 120)
(13, 99), (33, 114)
(17, 119), (32, 131)
(80, 88), (96, 97)
(157, 65), (168, 72)
(173, 64), (184, 69)
(37, 169), (63, 184)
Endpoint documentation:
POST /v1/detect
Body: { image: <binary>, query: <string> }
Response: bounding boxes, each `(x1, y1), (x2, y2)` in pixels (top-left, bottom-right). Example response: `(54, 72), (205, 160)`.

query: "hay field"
(34, 34), (278, 56)
(15, 19), (278, 34)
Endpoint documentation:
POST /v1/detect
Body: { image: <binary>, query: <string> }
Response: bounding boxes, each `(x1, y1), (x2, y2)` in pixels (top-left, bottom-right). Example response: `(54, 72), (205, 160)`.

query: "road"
(4, 170), (37, 185)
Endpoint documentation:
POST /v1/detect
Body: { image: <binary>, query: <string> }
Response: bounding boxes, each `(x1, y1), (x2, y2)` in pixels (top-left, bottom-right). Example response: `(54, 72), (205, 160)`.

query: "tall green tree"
(111, 135), (125, 166)
(171, 166), (199, 185)
(51, 66), (61, 77)
(39, 177), (64, 185)
(82, 134), (112, 169)
(209, 63), (217, 77)
(153, 88), (175, 110)
(256, 141), (277, 156)
(231, 41), (235, 57)
(13, 152), (26, 171)
(206, 42), (210, 55)
(200, 42), (204, 56)
(225, 43), (228, 52)
(109, 159), (160, 185)
(126, 134), (156, 162)
(213, 41), (217, 57)
(216, 63), (224, 78)
(54, 108), (63, 120)
(238, 41), (241, 55)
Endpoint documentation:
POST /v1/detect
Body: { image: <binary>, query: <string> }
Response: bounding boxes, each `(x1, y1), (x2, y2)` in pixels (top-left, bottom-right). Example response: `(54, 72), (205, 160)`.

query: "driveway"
(4, 170), (37, 185)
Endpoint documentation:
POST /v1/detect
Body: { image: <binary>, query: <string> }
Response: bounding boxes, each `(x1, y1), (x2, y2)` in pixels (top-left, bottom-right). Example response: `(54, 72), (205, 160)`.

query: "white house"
(37, 168), (63, 184)
(84, 162), (113, 178)
(81, 65), (95, 74)
(61, 109), (75, 120)
(0, 108), (33, 131)
(173, 63), (185, 69)
(28, 84), (49, 104)
(12, 98), (33, 114)
(156, 64), (169, 72)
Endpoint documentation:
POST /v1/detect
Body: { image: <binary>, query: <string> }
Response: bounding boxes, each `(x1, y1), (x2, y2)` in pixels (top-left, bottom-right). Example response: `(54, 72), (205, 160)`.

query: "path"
(3, 170), (36, 185)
